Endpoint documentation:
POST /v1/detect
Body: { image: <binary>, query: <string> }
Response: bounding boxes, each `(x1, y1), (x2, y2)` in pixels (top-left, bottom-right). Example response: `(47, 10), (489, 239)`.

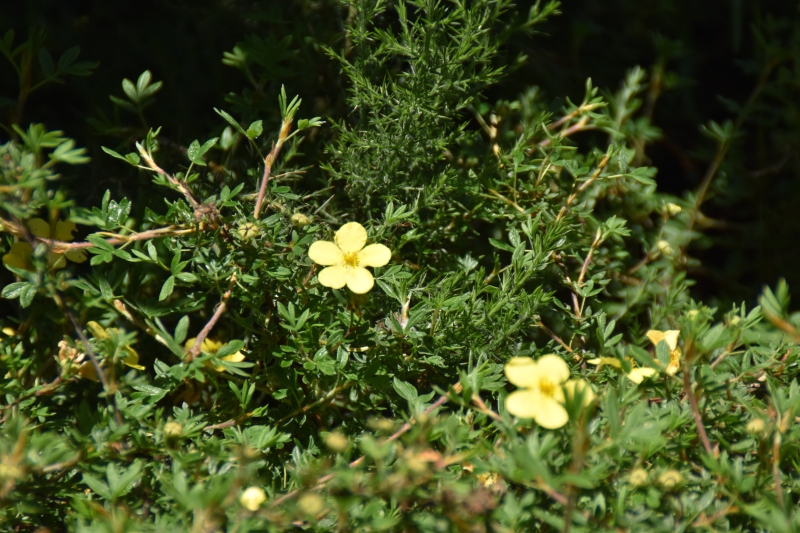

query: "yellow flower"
(184, 337), (245, 372)
(664, 203), (682, 216)
(307, 222), (391, 294)
(504, 355), (585, 429)
(646, 329), (681, 375)
(87, 321), (144, 370)
(237, 222), (259, 240)
(587, 357), (657, 384)
(2, 217), (87, 271)
(240, 486), (267, 511)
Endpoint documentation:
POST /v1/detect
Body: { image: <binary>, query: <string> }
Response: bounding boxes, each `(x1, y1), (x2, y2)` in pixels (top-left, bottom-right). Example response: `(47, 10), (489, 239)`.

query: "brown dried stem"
(254, 118), (293, 219)
(682, 361), (714, 455)
(137, 144), (200, 208)
(188, 272), (238, 361)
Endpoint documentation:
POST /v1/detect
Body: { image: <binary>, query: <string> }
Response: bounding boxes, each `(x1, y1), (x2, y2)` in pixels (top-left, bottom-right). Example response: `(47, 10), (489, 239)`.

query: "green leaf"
(246, 120), (263, 139)
(38, 48), (54, 77)
(159, 276), (175, 301)
(57, 46), (80, 69)
(393, 377), (418, 402)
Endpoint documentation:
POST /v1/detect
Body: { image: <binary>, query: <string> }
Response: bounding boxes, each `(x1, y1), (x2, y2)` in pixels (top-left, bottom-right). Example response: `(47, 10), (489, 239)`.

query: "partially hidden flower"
(308, 222), (391, 294)
(240, 486), (267, 511)
(587, 356), (657, 384)
(87, 321), (144, 370)
(2, 217), (87, 271)
(504, 355), (592, 429)
(646, 329), (681, 375)
(184, 337), (245, 372)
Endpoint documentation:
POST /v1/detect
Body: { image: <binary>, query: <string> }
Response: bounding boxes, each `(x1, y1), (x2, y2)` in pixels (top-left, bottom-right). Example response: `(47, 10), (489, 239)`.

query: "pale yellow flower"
(308, 222), (391, 294)
(240, 486), (267, 511)
(184, 337), (245, 372)
(665, 203), (682, 216)
(2, 217), (87, 271)
(646, 329), (681, 375)
(587, 356), (657, 384)
(87, 321), (144, 370)
(504, 355), (588, 429)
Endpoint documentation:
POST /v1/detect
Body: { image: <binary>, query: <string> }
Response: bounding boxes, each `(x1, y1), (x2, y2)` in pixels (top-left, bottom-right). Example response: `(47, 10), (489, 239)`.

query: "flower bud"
(237, 222), (260, 240)
(240, 486), (267, 511)
(164, 422), (183, 437)
(656, 240), (673, 256)
(628, 468), (649, 488)
(324, 432), (348, 453)
(665, 203), (682, 216)
(746, 418), (766, 435)
(657, 469), (684, 490)
(291, 213), (310, 226)
(298, 492), (324, 516)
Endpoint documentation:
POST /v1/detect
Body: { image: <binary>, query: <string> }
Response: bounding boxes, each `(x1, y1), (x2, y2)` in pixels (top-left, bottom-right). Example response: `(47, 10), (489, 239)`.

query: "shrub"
(1, 2), (799, 532)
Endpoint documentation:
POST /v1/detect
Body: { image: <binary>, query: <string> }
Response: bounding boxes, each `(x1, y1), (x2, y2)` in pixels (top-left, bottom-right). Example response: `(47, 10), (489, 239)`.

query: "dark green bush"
(1, 1), (799, 532)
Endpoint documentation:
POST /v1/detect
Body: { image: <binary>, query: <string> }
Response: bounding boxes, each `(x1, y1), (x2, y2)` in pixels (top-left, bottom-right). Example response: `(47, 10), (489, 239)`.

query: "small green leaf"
(159, 276), (175, 301)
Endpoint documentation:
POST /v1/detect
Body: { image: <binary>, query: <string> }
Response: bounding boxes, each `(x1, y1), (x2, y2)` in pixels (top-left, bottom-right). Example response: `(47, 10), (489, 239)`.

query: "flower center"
(342, 251), (360, 268)
(538, 377), (556, 397)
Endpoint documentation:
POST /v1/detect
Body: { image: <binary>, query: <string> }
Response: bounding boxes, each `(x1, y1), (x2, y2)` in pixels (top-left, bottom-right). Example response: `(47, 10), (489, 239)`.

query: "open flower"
(2, 217), (87, 271)
(184, 337), (245, 372)
(308, 222), (391, 294)
(504, 355), (590, 429)
(587, 356), (657, 384)
(646, 329), (681, 375)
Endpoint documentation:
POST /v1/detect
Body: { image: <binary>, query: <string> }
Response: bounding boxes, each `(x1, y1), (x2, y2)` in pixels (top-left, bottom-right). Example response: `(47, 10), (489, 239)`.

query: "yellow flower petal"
(87, 321), (110, 340)
(54, 220), (77, 241)
(533, 394), (569, 429)
(122, 346), (145, 370)
(78, 361), (100, 382)
(3, 242), (33, 270)
(308, 241), (344, 266)
(504, 357), (538, 388)
(65, 249), (88, 263)
(564, 379), (595, 406)
(27, 218), (51, 239)
(666, 348), (681, 375)
(628, 367), (657, 384)
(662, 330), (680, 351)
(536, 354), (570, 385)
(357, 244), (391, 268)
(505, 389), (539, 418)
(345, 266), (374, 294)
(587, 357), (622, 369)
(48, 252), (67, 270)
(334, 222), (367, 253)
(221, 351), (245, 363)
(318, 265), (349, 289)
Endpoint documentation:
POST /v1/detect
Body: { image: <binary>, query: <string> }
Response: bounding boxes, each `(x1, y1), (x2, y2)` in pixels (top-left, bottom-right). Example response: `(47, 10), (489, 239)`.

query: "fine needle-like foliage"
(1, 2), (800, 532)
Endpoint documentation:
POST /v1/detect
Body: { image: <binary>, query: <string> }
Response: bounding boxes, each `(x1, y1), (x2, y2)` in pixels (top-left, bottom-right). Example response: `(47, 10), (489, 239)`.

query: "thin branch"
(578, 229), (603, 285)
(556, 153), (611, 223)
(537, 117), (593, 148)
(535, 320), (574, 355)
(772, 432), (784, 510)
(486, 188), (525, 213)
(188, 272), (238, 361)
(682, 361), (713, 455)
(266, 383), (463, 510)
(137, 144), (200, 208)
(254, 119), (293, 219)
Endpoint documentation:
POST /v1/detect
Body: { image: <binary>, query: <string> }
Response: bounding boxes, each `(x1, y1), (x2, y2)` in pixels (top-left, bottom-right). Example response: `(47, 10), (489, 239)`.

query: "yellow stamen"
(342, 252), (360, 268)
(538, 378), (556, 397)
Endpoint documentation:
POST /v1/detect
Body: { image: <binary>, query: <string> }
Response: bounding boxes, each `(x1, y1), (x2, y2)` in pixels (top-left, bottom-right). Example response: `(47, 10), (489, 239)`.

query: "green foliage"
(1, 2), (800, 532)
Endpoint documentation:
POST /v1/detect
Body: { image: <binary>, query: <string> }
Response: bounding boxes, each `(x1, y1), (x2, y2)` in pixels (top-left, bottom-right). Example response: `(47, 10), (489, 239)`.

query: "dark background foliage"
(3, 0), (798, 305)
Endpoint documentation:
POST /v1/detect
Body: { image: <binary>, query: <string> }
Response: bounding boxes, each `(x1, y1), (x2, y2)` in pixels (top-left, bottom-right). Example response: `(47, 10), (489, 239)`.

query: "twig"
(555, 154), (611, 223)
(578, 229), (602, 285)
(0, 218), (195, 251)
(188, 272), (238, 361)
(486, 189), (525, 213)
(0, 377), (65, 422)
(137, 144), (200, 208)
(267, 382), (463, 509)
(275, 382), (354, 426)
(772, 432), (784, 510)
(470, 393), (504, 423)
(535, 320), (574, 355)
(682, 361), (713, 455)
(537, 117), (593, 148)
(254, 119), (293, 219)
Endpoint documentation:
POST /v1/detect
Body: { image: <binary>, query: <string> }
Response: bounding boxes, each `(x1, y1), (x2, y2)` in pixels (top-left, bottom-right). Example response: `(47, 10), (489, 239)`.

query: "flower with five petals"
(184, 337), (246, 372)
(308, 222), (391, 294)
(646, 329), (681, 375)
(504, 355), (592, 429)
